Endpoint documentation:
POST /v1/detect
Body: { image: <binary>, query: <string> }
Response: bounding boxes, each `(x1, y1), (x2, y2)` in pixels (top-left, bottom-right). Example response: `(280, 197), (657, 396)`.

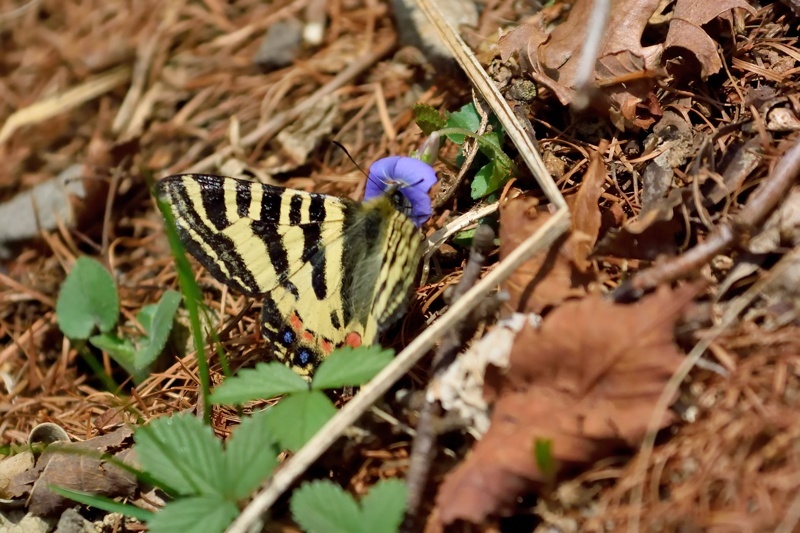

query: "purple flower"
(365, 156), (437, 227)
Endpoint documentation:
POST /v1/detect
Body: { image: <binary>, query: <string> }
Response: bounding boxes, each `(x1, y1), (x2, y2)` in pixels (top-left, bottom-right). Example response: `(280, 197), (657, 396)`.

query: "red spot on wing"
(290, 313), (303, 332)
(320, 338), (333, 354)
(302, 331), (315, 342)
(345, 332), (362, 348)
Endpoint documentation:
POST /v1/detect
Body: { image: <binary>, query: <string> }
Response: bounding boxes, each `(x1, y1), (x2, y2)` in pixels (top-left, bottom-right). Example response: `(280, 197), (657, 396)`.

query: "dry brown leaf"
(594, 188), (687, 261)
(500, 149), (605, 313)
(521, 0), (663, 130)
(502, 0), (756, 130)
(9, 427), (137, 516)
(499, 194), (589, 315)
(435, 285), (697, 525)
(663, 0), (757, 79)
(563, 145), (607, 272)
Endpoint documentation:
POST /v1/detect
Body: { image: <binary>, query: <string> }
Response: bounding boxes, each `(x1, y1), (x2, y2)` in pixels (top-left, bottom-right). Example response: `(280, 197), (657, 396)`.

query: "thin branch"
(617, 136), (800, 299)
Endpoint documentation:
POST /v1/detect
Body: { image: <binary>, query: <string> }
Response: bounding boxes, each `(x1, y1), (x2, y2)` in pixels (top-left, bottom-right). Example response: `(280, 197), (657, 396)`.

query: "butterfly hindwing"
(155, 174), (422, 377)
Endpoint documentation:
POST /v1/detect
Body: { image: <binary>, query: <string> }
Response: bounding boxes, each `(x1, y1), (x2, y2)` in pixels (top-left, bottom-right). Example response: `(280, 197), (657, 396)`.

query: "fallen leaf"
(435, 285), (697, 525)
(9, 427), (137, 516)
(593, 188), (687, 261)
(663, 0), (757, 79)
(499, 193), (589, 315)
(563, 144), (607, 272)
(705, 137), (762, 205)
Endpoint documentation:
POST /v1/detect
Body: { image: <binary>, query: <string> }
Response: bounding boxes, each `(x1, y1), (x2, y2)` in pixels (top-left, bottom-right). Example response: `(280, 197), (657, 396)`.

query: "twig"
(415, 0), (565, 210)
(420, 201), (499, 284)
(402, 225), (495, 531)
(571, 0), (610, 111)
(616, 136), (800, 300)
(226, 208), (570, 533)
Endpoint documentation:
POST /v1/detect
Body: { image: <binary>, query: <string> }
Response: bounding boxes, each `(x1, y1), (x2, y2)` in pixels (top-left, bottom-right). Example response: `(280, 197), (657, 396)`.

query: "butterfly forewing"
(155, 174), (422, 377)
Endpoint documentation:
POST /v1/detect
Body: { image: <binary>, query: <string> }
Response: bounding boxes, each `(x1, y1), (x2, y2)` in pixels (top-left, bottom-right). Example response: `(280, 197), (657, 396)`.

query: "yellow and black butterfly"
(155, 156), (436, 378)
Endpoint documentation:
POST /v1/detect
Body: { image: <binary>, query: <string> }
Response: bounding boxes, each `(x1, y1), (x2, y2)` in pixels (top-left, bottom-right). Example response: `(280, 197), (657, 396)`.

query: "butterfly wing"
(155, 174), (422, 377)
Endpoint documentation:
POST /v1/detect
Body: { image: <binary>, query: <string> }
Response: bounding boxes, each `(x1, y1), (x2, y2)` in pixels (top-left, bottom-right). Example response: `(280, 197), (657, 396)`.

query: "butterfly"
(155, 156), (436, 377)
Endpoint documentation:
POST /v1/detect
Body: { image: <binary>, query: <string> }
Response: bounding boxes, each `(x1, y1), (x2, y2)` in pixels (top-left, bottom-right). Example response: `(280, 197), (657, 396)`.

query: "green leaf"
(135, 290), (182, 369)
(223, 410), (278, 500)
(89, 332), (151, 383)
(265, 391), (336, 451)
(445, 102), (481, 144)
(49, 486), (154, 522)
(209, 362), (309, 405)
(534, 438), (557, 482)
(137, 304), (158, 334)
(360, 479), (408, 533)
(311, 346), (394, 390)
(147, 496), (238, 533)
(89, 333), (136, 368)
(470, 162), (494, 199)
(413, 103), (446, 135)
(470, 159), (512, 199)
(291, 480), (362, 533)
(134, 413), (225, 496)
(56, 257), (119, 339)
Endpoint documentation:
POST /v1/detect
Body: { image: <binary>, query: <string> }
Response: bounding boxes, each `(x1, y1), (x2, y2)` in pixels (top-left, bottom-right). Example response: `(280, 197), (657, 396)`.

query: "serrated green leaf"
(445, 102), (481, 144)
(56, 257), (119, 339)
(209, 362), (309, 405)
(311, 346), (394, 390)
(135, 290), (182, 369)
(147, 496), (238, 533)
(413, 103), (446, 135)
(265, 391), (336, 451)
(134, 413), (225, 496)
(223, 410), (278, 500)
(291, 480), (362, 533)
(359, 479), (408, 533)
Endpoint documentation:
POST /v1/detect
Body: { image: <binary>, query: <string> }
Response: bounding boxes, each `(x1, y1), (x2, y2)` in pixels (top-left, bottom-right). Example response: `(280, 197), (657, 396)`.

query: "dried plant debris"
(7, 426), (137, 516)
(434, 285), (697, 525)
(500, 0), (755, 129)
(428, 313), (541, 435)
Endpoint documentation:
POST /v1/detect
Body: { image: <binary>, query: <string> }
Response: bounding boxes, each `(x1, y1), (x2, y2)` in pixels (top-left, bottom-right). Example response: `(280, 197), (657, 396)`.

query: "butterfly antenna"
(332, 141), (369, 178)
(332, 140), (393, 193)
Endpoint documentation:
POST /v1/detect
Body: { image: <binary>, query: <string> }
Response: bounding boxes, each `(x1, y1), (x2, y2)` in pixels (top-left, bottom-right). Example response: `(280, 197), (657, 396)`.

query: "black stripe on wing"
(155, 175), (262, 295)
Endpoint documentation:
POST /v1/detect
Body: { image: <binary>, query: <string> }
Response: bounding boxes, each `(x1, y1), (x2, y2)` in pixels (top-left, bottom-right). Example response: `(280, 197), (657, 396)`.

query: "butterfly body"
(155, 170), (428, 377)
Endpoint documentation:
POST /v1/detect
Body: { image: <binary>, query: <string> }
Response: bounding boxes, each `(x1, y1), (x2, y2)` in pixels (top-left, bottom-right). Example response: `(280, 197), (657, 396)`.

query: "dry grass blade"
(415, 0), (565, 210)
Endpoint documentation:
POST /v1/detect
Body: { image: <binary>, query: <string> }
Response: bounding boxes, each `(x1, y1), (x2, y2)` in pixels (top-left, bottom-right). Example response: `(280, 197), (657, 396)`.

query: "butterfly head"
(365, 156), (437, 227)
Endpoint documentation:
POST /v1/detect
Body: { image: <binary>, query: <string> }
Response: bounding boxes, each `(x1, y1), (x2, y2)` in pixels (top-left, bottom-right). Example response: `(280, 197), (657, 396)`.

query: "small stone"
(253, 19), (303, 71)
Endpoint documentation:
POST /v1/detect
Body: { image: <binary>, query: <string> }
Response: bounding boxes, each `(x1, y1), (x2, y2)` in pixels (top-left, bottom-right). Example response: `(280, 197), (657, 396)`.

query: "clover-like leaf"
(56, 257), (119, 339)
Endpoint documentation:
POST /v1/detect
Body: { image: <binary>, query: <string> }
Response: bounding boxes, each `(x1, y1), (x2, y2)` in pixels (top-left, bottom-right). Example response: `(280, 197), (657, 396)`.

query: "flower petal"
(365, 156), (437, 227)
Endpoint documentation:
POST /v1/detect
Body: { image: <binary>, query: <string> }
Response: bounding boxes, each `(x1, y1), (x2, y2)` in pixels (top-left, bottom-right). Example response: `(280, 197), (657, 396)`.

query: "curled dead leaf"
(435, 285), (698, 525)
(9, 427), (137, 516)
(663, 0), (757, 79)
